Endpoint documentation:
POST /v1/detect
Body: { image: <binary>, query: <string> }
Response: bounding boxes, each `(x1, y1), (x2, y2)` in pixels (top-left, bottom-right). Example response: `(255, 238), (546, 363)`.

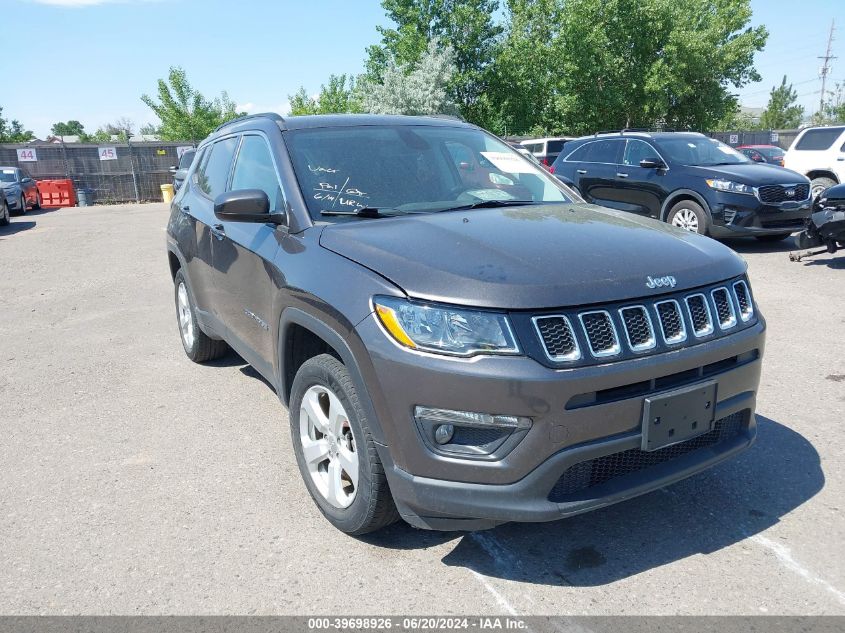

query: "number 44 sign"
(16, 148), (37, 162)
(99, 147), (117, 161)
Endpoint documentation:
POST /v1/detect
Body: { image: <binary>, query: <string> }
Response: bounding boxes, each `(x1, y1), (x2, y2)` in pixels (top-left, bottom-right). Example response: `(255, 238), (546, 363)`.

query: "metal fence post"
(127, 139), (140, 203)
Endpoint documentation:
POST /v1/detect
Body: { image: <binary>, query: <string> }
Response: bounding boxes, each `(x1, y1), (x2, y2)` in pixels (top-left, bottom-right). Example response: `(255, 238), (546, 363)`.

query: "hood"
(0, 181), (19, 190)
(686, 163), (807, 185)
(319, 204), (747, 310)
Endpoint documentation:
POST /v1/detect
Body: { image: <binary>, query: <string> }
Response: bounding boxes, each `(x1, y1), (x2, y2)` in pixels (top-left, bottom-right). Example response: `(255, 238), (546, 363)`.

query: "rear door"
(211, 133), (283, 371)
(185, 136), (239, 320)
(568, 139), (622, 206)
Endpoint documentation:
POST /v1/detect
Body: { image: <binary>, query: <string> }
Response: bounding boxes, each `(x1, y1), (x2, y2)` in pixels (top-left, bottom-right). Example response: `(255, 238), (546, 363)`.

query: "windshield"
(656, 137), (751, 167)
(0, 170), (18, 183)
(284, 124), (573, 220)
(758, 146), (784, 159)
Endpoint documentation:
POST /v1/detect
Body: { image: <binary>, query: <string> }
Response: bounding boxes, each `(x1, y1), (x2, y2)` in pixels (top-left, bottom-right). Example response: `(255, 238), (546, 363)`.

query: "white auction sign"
(729, 134), (739, 144)
(16, 148), (37, 162)
(99, 147), (118, 161)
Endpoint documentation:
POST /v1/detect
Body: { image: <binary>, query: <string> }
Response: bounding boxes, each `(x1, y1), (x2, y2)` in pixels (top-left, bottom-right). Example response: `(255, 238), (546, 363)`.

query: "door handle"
(577, 169), (587, 174)
(617, 172), (629, 178)
(210, 223), (226, 241)
(837, 157), (844, 161)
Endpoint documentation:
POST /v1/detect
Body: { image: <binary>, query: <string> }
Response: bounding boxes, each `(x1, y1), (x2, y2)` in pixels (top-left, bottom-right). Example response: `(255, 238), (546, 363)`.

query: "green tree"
(364, 0), (502, 117)
(359, 40), (459, 115)
(546, 0), (768, 135)
(0, 106), (35, 143)
(51, 120), (87, 138)
(139, 122), (160, 136)
(141, 67), (244, 142)
(759, 76), (804, 129)
(288, 75), (362, 115)
(813, 82), (845, 125)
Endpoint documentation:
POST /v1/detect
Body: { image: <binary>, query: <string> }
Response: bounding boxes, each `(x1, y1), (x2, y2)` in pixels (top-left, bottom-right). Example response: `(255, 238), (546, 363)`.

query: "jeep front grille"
(532, 277), (755, 363)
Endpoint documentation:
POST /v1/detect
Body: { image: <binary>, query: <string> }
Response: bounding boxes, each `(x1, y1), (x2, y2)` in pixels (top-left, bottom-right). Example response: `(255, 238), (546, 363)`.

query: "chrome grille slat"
(579, 311), (621, 357)
(619, 306), (656, 352)
(711, 287), (737, 329)
(655, 300), (687, 344)
(685, 293), (714, 337)
(533, 315), (581, 361)
(732, 280), (753, 322)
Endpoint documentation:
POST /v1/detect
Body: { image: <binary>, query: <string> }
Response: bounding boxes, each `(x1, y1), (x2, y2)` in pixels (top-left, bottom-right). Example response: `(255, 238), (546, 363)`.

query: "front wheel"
(0, 199), (9, 226)
(666, 200), (710, 235)
(33, 191), (42, 210)
(17, 195), (27, 216)
(290, 354), (399, 535)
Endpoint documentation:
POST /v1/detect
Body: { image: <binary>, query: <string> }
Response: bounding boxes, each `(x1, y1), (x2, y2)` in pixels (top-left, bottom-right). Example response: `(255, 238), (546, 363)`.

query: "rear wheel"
(290, 354), (399, 535)
(173, 269), (228, 363)
(810, 177), (837, 199)
(667, 200), (710, 235)
(755, 233), (793, 242)
(0, 199), (9, 226)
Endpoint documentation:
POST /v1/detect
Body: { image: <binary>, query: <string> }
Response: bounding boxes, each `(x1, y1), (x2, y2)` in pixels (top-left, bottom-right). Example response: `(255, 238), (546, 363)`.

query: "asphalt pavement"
(0, 203), (843, 615)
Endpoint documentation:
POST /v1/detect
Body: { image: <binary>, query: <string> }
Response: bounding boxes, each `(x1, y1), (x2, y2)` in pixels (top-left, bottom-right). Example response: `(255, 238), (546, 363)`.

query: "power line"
(819, 19), (837, 114)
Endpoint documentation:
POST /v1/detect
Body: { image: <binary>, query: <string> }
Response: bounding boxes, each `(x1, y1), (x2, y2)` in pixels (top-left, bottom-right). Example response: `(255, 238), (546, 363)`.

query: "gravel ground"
(0, 203), (843, 615)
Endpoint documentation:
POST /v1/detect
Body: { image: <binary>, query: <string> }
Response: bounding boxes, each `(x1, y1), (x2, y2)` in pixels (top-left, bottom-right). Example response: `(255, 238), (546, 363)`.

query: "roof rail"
(425, 113), (466, 122)
(593, 128), (683, 137)
(214, 112), (285, 133)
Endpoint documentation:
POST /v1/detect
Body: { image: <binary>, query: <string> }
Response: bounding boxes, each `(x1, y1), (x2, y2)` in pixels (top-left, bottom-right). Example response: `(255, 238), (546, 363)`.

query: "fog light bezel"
(413, 405), (532, 460)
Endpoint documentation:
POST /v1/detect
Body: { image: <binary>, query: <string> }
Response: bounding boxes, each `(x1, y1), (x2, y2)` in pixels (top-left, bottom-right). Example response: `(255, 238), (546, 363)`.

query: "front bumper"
(707, 191), (811, 237)
(355, 313), (765, 530)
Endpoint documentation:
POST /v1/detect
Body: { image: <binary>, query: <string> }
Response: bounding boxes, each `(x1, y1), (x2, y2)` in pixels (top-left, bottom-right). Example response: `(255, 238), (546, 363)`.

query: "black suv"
(167, 114), (765, 534)
(551, 131), (812, 241)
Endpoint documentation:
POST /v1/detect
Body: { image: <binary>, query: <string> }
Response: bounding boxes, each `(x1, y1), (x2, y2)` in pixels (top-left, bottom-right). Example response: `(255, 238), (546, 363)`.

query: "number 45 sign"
(99, 147), (117, 161)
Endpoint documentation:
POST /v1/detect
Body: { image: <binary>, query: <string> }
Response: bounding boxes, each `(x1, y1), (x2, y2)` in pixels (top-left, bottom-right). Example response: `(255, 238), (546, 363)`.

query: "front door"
(211, 134), (283, 373)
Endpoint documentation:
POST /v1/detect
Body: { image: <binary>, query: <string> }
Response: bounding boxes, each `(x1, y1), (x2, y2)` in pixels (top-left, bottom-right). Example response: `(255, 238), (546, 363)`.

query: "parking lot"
(0, 202), (843, 615)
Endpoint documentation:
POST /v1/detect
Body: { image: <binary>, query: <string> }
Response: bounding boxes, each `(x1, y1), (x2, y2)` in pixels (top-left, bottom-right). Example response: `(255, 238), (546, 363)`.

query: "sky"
(0, 0), (842, 138)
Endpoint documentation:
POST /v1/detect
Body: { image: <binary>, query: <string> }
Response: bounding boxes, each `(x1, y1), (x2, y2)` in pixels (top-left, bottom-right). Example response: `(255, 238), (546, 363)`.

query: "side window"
(194, 137), (238, 199)
(795, 127), (845, 151)
(565, 143), (591, 162)
(623, 140), (656, 166)
(178, 149), (196, 170)
(230, 135), (284, 210)
(585, 139), (621, 163)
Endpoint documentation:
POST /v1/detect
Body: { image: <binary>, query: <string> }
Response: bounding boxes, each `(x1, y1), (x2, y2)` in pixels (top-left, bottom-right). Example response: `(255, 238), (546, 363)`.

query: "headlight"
(705, 179), (754, 195)
(373, 296), (519, 356)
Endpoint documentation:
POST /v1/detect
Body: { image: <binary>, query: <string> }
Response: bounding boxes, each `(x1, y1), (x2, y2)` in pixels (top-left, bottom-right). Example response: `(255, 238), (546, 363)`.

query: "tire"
(11, 195), (27, 217)
(290, 354), (399, 535)
(666, 199), (710, 235)
(755, 233), (793, 242)
(810, 177), (837, 199)
(173, 269), (228, 363)
(0, 199), (9, 226)
(33, 191), (41, 210)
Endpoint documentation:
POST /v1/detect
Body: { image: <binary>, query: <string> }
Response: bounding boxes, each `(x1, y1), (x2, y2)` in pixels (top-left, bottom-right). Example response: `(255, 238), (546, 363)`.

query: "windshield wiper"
(434, 199), (539, 213)
(320, 207), (419, 218)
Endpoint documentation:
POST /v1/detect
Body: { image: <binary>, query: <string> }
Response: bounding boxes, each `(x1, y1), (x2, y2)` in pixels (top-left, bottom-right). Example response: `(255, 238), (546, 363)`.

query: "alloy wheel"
(176, 282), (195, 349)
(671, 208), (700, 232)
(299, 384), (359, 509)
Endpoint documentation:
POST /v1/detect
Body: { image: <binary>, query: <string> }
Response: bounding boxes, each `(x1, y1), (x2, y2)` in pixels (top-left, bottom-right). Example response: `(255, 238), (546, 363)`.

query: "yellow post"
(161, 183), (175, 203)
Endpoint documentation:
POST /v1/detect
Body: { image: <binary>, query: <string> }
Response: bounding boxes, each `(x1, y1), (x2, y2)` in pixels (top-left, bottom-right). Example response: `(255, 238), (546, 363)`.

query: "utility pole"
(819, 19), (837, 116)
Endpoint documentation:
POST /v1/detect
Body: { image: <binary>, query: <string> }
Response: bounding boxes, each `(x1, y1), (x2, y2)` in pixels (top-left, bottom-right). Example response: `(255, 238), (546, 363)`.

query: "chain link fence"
(709, 129), (800, 151)
(0, 142), (194, 204)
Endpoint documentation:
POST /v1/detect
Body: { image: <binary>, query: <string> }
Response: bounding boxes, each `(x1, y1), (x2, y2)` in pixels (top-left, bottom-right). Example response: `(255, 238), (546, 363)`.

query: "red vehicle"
(737, 144), (785, 167)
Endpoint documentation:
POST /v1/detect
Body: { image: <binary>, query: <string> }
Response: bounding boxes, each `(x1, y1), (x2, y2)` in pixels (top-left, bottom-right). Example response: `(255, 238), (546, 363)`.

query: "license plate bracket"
(641, 382), (717, 452)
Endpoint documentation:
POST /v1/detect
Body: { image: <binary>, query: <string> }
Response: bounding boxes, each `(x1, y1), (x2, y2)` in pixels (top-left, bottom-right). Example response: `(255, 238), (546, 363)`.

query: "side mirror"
(169, 166), (177, 173)
(21, 177), (32, 183)
(639, 157), (665, 169)
(214, 189), (286, 225)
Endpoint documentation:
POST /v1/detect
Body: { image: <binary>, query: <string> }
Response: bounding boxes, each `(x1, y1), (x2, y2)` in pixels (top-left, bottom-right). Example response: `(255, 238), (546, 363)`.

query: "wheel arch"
(806, 170), (839, 184)
(660, 189), (713, 223)
(278, 307), (386, 444)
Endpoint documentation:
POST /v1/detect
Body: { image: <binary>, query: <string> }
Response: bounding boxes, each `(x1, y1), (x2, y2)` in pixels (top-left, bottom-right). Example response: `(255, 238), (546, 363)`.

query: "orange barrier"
(36, 179), (76, 208)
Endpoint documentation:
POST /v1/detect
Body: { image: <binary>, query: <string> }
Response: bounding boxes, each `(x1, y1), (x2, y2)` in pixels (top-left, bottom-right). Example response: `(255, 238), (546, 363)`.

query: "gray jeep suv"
(166, 113), (765, 534)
